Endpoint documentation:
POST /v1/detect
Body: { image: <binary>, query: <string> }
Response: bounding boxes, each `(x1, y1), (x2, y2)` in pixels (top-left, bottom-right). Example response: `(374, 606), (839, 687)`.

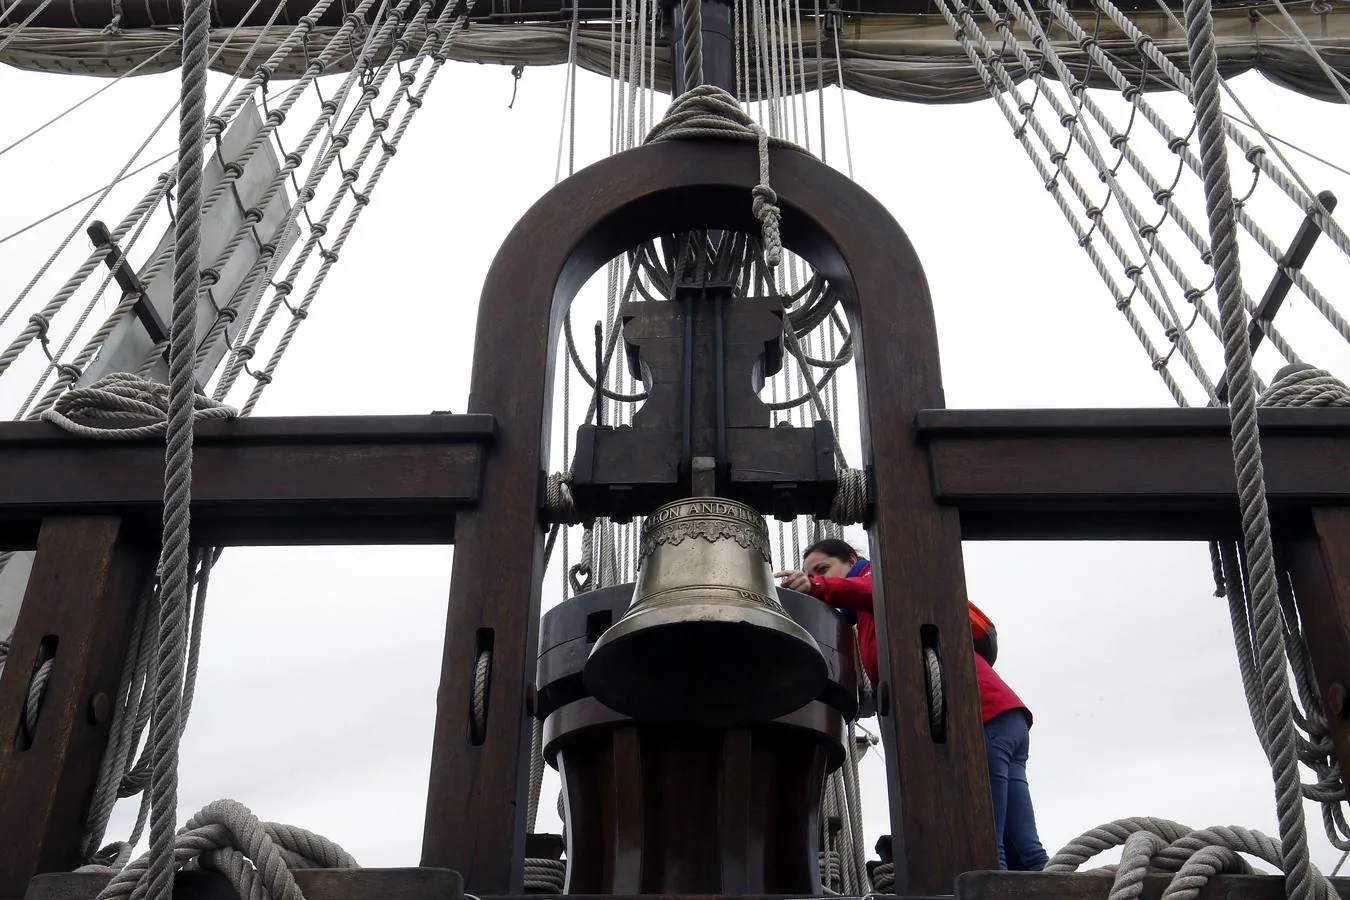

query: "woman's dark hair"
(802, 538), (858, 563)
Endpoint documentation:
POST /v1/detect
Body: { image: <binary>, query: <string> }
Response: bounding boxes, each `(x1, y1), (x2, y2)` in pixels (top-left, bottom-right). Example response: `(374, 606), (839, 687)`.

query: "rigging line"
(0, 0), (54, 57)
(831, 23), (853, 179)
(0, 97), (176, 340)
(18, 180), (171, 419)
(1149, 0), (1340, 247)
(1222, 111), (1350, 180)
(0, 44), (176, 161)
(0, 0), (297, 325)
(935, 0), (1190, 405)
(1006, 0), (1218, 400)
(0, 151), (176, 248)
(202, 0), (294, 122)
(1256, 1), (1350, 105)
(553, 0), (580, 182)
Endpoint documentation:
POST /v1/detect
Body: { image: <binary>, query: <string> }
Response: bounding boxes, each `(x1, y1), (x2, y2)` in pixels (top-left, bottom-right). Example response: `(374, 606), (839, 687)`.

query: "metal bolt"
(88, 692), (112, 725)
(1328, 682), (1349, 719)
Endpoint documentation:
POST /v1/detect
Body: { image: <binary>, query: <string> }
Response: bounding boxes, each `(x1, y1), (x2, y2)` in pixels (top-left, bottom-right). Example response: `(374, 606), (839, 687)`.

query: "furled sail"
(2, 0), (1349, 103)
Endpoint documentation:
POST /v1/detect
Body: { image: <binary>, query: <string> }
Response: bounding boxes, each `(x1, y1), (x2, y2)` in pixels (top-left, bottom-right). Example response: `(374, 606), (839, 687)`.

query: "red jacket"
(806, 562), (1029, 724)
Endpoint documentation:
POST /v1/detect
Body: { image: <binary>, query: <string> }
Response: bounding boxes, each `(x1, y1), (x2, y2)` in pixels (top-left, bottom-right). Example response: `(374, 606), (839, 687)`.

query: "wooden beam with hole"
(0, 414), (495, 549)
(918, 407), (1350, 540)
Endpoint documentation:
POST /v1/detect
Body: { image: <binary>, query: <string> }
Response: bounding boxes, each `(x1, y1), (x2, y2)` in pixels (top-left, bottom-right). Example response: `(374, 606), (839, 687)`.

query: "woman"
(777, 539), (1049, 872)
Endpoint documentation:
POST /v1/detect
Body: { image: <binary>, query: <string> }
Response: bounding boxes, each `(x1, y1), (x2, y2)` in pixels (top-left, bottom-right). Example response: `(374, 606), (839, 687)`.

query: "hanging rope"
(137, 0), (214, 884)
(1183, 0), (1314, 892)
(680, 0), (703, 89)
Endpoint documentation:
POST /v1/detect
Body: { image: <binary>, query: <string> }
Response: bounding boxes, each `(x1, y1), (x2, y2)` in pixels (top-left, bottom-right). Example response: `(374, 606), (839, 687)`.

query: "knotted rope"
(643, 85), (790, 267)
(1048, 818), (1337, 900)
(40, 372), (237, 439)
(91, 799), (357, 900)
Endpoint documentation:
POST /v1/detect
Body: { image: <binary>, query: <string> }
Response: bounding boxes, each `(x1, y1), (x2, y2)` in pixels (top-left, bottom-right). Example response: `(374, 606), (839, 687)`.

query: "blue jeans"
(984, 709), (1049, 871)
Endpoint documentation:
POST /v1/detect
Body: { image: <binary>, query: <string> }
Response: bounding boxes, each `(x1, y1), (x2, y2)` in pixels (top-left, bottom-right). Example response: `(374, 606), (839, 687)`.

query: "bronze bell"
(583, 496), (828, 727)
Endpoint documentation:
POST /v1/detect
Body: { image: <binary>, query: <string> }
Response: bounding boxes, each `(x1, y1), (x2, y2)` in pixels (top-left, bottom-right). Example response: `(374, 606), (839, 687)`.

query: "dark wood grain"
(956, 870), (1350, 900)
(0, 415), (493, 548)
(418, 139), (994, 893)
(1282, 507), (1350, 788)
(21, 867), (462, 900)
(918, 408), (1350, 539)
(0, 518), (155, 898)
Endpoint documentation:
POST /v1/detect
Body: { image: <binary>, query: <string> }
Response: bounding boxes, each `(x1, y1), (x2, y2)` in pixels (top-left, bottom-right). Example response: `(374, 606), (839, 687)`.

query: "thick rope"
(680, 0), (703, 90)
(871, 862), (895, 893)
(922, 646), (944, 736)
(544, 472), (585, 526)
(1048, 818), (1336, 900)
(1260, 364), (1350, 409)
(831, 468), (867, 525)
(1181, 0), (1315, 894)
(23, 656), (54, 740)
(523, 858), (567, 893)
(138, 0), (214, 892)
(526, 717), (545, 833)
(93, 799), (357, 900)
(40, 373), (237, 439)
(644, 84), (788, 266)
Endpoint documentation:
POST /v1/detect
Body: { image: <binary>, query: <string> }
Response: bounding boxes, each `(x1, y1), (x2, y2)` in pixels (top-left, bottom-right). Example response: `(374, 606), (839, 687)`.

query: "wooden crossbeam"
(0, 414), (495, 549)
(918, 407), (1350, 539)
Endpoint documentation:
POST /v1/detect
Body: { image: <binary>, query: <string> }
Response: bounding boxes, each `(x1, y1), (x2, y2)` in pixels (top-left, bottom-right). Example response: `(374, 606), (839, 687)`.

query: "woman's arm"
(810, 575), (874, 613)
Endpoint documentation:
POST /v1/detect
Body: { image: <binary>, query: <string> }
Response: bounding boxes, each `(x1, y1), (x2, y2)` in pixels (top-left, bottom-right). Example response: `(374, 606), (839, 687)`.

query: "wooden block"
(0, 518), (156, 897)
(956, 870), (1350, 900)
(22, 867), (463, 900)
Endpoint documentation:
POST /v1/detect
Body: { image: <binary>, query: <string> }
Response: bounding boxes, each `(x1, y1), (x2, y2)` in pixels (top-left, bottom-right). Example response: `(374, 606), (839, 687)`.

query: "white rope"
(92, 799), (357, 900)
(1259, 364), (1350, 409)
(39, 373), (237, 439)
(1184, 0), (1316, 890)
(1047, 818), (1336, 900)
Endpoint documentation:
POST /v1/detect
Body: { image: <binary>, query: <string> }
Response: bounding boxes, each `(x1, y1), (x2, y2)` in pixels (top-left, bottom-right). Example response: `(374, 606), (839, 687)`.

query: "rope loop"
(643, 85), (806, 268)
(1259, 363), (1350, 409)
(41, 372), (237, 441)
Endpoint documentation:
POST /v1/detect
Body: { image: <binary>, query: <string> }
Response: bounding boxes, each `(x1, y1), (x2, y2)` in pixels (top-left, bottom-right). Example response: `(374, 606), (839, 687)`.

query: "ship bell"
(584, 497), (828, 727)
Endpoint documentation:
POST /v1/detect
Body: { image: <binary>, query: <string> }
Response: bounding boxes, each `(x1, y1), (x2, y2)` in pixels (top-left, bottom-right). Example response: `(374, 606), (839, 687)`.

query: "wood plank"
(917, 408), (1350, 539)
(956, 870), (1350, 900)
(22, 867), (463, 900)
(0, 518), (156, 898)
(1281, 507), (1350, 790)
(0, 415), (493, 548)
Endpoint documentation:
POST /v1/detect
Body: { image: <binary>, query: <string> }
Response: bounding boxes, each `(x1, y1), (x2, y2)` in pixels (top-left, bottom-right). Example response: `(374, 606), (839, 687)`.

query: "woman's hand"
(775, 569), (811, 593)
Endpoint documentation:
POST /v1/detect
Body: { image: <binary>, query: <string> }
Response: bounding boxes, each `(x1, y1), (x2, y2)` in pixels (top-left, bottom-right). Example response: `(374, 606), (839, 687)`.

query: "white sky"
(3, 33), (1350, 882)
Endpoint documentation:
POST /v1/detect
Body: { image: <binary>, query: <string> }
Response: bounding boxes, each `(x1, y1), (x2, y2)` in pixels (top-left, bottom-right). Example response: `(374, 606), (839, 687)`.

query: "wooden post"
(1282, 507), (1350, 781)
(0, 517), (155, 897)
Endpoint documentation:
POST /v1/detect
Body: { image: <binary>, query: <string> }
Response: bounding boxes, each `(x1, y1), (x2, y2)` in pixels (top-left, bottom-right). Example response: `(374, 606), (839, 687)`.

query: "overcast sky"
(3, 34), (1350, 881)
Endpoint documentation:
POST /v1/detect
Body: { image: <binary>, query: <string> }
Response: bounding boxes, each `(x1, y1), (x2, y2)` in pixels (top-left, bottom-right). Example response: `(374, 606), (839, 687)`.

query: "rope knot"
(642, 84), (803, 269)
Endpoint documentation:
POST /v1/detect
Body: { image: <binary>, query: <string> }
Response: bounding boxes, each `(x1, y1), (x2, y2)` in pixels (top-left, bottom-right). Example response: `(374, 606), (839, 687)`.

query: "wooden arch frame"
(420, 140), (998, 894)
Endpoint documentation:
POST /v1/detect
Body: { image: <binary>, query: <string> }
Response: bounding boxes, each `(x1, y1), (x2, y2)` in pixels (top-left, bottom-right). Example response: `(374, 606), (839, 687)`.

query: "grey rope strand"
(143, 0), (211, 889)
(681, 0), (703, 90)
(1182, 0), (1313, 896)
